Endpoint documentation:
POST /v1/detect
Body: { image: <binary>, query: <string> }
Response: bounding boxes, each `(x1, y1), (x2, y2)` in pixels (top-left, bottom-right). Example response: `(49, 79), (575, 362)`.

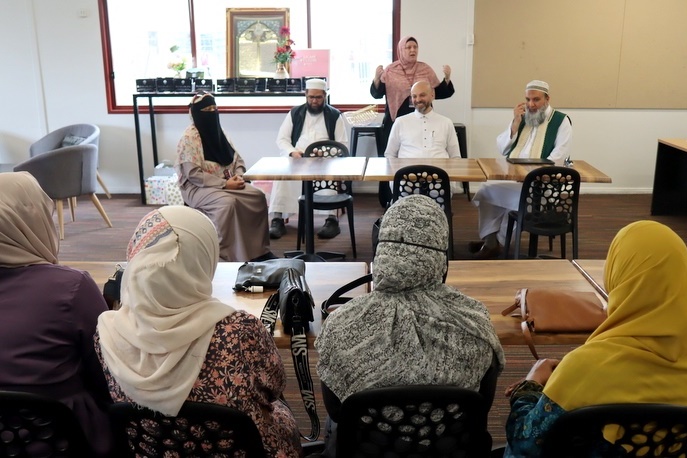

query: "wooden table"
(243, 156), (368, 255)
(363, 157), (487, 182)
(477, 157), (612, 183)
(447, 259), (608, 345)
(651, 139), (687, 215)
(64, 261), (369, 348)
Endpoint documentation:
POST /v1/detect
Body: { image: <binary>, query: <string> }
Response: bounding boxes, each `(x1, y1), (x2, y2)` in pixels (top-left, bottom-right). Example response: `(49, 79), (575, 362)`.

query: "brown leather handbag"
(501, 288), (607, 359)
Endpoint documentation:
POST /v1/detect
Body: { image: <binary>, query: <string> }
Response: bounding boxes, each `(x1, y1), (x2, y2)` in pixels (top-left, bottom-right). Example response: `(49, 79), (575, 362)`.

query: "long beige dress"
(175, 125), (270, 261)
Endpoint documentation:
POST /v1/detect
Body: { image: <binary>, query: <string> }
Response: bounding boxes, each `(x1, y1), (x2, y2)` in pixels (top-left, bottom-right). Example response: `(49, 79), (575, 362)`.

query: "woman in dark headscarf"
(315, 194), (505, 456)
(371, 36), (455, 205)
(175, 92), (274, 261)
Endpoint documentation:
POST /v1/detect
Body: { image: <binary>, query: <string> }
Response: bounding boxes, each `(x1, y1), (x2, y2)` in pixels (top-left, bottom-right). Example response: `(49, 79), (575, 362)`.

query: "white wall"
(2, 0), (685, 194)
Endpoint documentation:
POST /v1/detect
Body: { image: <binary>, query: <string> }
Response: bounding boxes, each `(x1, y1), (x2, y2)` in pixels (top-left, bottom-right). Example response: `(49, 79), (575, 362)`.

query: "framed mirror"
(226, 8), (290, 78)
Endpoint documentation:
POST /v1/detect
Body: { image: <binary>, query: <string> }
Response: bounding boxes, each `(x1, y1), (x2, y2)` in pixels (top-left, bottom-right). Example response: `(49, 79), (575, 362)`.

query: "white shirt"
(384, 109), (461, 159)
(495, 105), (572, 165)
(276, 109), (348, 156)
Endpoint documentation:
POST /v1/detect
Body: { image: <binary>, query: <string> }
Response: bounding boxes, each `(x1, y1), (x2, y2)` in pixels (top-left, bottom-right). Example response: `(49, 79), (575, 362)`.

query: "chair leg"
(55, 199), (65, 240)
(447, 213), (455, 260)
(560, 233), (567, 259)
(346, 203), (357, 258)
(504, 216), (515, 259)
(528, 234), (538, 258)
(549, 235), (554, 252)
(68, 197), (76, 222)
(97, 170), (112, 199)
(89, 194), (113, 228)
(296, 201), (304, 251)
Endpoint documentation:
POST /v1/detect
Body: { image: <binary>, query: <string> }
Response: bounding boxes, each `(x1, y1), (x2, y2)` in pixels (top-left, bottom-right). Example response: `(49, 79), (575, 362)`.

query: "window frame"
(98, 0), (400, 114)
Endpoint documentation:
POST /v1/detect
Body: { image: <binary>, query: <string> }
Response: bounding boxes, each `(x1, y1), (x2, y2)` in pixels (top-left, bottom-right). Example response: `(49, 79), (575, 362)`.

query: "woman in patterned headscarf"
(505, 221), (687, 457)
(315, 194), (505, 456)
(96, 206), (301, 457)
(370, 36), (455, 205)
(0, 172), (112, 457)
(175, 91), (274, 262)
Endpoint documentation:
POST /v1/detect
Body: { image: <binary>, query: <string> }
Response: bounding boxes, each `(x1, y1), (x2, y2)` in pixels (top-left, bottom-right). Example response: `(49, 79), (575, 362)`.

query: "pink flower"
(274, 27), (295, 64)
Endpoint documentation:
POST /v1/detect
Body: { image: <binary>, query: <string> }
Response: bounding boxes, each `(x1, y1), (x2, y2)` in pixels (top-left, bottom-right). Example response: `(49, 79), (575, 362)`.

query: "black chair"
(336, 385), (492, 458)
(109, 401), (267, 457)
(295, 140), (356, 260)
(392, 165), (454, 258)
(0, 390), (92, 457)
(504, 166), (581, 259)
(540, 403), (687, 457)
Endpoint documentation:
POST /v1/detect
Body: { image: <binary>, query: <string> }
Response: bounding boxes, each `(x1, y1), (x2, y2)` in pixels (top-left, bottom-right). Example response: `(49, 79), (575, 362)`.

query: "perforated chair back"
(109, 401), (267, 458)
(540, 403), (687, 457)
(0, 390), (92, 457)
(337, 385), (492, 458)
(303, 140), (351, 194)
(504, 166), (581, 259)
(391, 165), (454, 258)
(297, 140), (357, 258)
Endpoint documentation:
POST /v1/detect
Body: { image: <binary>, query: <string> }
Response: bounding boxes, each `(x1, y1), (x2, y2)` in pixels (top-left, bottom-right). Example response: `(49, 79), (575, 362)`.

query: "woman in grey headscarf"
(315, 194), (505, 455)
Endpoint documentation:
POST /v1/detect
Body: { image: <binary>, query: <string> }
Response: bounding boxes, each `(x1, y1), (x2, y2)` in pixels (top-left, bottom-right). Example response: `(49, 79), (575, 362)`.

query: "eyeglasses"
(307, 95), (325, 101)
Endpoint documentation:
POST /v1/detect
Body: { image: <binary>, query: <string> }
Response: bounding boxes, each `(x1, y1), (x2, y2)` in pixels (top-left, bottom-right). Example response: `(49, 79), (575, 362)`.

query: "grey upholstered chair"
(14, 144), (113, 239)
(30, 123), (111, 198)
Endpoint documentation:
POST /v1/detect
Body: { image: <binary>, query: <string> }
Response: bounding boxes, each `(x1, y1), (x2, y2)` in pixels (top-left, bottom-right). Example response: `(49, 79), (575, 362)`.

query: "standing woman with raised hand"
(371, 35), (455, 205)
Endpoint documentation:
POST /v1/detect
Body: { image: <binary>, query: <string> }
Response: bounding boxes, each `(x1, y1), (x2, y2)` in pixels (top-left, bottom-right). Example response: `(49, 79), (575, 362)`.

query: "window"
(100, 0), (397, 112)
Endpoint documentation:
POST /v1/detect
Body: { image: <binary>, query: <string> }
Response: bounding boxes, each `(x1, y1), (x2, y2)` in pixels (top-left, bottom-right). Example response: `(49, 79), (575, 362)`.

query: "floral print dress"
(96, 311), (302, 458)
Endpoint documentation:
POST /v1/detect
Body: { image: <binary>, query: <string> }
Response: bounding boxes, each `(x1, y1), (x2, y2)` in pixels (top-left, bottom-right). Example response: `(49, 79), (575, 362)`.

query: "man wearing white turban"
(470, 80), (573, 259)
(268, 78), (349, 240)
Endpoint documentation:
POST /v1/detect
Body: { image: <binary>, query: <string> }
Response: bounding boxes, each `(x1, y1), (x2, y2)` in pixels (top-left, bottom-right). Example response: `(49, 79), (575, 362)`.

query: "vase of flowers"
(167, 45), (187, 78)
(273, 26), (295, 79)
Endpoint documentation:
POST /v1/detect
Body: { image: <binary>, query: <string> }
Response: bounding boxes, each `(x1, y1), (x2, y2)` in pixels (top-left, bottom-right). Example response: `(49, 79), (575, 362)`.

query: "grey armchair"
(14, 144), (113, 239)
(30, 123), (111, 198)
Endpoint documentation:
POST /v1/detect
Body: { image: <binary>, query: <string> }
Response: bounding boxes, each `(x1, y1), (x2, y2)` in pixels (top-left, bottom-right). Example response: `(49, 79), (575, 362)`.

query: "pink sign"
(290, 49), (330, 79)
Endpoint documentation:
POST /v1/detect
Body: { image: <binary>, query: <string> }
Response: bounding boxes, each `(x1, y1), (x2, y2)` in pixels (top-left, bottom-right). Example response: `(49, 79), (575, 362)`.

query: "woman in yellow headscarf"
(505, 220), (687, 457)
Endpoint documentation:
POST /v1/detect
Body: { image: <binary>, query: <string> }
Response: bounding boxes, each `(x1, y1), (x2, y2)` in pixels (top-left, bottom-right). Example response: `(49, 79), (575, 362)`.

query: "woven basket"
(344, 105), (379, 126)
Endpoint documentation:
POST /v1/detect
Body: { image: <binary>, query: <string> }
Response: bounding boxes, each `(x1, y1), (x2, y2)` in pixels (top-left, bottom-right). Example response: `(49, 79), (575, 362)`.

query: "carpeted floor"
(57, 191), (687, 445)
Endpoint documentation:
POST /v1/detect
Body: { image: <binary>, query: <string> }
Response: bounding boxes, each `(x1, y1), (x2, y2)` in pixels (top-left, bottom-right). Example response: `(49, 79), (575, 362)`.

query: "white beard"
(525, 106), (547, 127)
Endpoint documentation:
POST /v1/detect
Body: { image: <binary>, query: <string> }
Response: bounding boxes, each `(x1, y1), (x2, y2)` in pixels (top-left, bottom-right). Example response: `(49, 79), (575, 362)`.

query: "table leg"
(133, 95), (146, 204)
(149, 98), (159, 168)
(304, 180), (315, 254)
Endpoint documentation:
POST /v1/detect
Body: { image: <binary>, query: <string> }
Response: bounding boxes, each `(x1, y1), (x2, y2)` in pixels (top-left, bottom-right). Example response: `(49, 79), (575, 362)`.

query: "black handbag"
(233, 258), (306, 292)
(278, 267), (315, 334)
(259, 267), (318, 441)
(102, 264), (124, 310)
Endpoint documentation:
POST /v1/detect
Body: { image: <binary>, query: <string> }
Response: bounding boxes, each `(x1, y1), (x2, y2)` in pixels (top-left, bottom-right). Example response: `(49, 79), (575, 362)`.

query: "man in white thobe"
(470, 80), (573, 259)
(268, 79), (348, 239)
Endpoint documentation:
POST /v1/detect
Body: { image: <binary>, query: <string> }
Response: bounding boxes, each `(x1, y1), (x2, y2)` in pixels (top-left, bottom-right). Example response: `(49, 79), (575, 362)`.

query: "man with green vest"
(268, 79), (348, 239)
(470, 80), (572, 259)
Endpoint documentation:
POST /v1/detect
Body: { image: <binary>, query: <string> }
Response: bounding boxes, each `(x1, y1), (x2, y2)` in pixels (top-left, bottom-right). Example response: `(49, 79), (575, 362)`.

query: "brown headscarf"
(381, 36), (442, 121)
(0, 172), (58, 267)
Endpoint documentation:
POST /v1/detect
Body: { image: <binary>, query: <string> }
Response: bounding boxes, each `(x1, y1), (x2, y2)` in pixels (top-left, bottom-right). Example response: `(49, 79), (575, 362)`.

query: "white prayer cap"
(526, 80), (549, 94)
(305, 78), (327, 91)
